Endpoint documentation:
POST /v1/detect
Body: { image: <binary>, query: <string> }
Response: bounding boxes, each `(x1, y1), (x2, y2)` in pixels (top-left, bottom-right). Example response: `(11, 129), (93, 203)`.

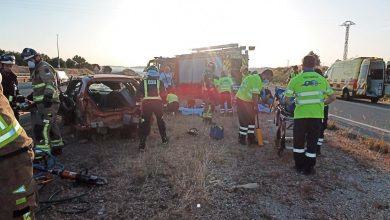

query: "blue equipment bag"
(210, 125), (224, 140)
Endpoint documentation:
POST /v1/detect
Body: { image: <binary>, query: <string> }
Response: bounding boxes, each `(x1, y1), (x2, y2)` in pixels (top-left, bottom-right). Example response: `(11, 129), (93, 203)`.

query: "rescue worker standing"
(218, 70), (234, 116)
(236, 69), (273, 145)
(284, 55), (336, 175)
(314, 68), (329, 155)
(21, 48), (64, 155)
(0, 73), (37, 219)
(287, 65), (299, 83)
(201, 62), (218, 120)
(0, 54), (20, 120)
(138, 66), (168, 151)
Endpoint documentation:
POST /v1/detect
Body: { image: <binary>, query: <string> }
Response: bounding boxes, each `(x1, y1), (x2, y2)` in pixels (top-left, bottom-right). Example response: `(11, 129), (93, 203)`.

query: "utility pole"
(57, 34), (60, 68)
(340, 21), (355, 60)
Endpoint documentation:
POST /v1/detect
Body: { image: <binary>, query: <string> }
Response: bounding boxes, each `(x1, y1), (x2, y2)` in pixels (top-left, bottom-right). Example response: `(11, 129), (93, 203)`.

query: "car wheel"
(370, 97), (379, 103)
(342, 89), (350, 101)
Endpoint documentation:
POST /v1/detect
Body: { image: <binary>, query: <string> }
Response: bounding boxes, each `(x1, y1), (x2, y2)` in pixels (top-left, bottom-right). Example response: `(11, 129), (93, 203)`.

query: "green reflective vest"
(236, 74), (263, 102)
(144, 80), (161, 100)
(284, 71), (334, 119)
(218, 76), (234, 93)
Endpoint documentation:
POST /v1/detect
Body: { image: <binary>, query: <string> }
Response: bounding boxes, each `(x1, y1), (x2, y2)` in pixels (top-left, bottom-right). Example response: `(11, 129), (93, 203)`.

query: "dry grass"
(327, 120), (339, 131)
(364, 138), (389, 154)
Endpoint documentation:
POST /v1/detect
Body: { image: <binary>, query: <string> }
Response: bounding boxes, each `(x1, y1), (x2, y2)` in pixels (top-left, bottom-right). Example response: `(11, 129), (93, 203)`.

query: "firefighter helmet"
(21, 48), (38, 61)
(0, 54), (16, 64)
(146, 65), (159, 77)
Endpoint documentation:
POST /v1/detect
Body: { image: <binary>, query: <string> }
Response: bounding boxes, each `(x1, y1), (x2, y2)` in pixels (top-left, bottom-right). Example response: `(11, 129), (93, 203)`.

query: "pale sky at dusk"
(1, 0), (390, 67)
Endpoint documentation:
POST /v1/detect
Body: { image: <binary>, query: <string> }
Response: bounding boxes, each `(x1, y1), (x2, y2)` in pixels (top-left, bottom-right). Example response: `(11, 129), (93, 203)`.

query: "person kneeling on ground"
(166, 88), (179, 115)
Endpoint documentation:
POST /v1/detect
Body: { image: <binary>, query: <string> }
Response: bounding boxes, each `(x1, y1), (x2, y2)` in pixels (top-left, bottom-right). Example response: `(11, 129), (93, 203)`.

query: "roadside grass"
(132, 132), (227, 218)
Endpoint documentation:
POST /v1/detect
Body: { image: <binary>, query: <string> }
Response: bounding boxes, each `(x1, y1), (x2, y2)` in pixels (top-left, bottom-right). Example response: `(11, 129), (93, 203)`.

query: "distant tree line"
(0, 48), (102, 71)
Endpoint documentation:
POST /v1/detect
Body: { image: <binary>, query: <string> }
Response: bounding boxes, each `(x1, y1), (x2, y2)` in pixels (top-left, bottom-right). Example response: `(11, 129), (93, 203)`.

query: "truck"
(325, 57), (390, 103)
(145, 43), (251, 97)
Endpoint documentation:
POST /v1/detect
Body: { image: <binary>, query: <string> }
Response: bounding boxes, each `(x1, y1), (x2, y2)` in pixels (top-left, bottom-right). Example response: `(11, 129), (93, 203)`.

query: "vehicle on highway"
(325, 57), (390, 103)
(60, 74), (141, 136)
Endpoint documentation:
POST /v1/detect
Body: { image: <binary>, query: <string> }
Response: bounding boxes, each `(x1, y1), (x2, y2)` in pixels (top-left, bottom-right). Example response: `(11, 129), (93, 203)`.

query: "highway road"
(329, 99), (390, 142)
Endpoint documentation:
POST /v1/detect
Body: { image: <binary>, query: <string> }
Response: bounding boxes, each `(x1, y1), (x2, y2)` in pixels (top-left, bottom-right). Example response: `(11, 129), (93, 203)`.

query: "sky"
(1, 0), (390, 67)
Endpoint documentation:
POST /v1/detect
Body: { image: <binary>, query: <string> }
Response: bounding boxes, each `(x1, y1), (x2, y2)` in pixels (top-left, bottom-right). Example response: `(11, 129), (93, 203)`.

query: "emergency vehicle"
(325, 57), (390, 103)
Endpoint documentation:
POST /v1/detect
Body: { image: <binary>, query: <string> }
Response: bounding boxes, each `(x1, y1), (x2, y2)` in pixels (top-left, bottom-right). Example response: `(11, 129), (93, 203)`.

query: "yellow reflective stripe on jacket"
(0, 118), (23, 148)
(33, 95), (44, 102)
(46, 84), (56, 91)
(32, 83), (46, 89)
(144, 80), (161, 100)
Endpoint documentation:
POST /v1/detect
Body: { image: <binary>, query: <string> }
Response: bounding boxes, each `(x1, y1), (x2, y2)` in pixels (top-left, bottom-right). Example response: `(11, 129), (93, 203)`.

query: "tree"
(102, 66), (112, 73)
(72, 55), (86, 68)
(40, 53), (51, 62)
(48, 57), (66, 68)
(308, 51), (321, 66)
(66, 58), (76, 68)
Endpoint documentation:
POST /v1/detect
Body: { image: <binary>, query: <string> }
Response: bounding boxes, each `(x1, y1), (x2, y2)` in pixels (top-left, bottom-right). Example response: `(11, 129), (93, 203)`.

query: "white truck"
(325, 57), (390, 103)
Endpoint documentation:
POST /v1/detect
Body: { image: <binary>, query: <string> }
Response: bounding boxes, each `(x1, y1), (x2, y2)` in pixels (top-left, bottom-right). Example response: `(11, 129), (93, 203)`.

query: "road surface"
(329, 99), (390, 142)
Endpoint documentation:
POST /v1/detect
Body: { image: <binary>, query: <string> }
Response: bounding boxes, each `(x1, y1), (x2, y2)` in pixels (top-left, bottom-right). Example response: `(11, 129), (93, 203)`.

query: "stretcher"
(274, 88), (295, 156)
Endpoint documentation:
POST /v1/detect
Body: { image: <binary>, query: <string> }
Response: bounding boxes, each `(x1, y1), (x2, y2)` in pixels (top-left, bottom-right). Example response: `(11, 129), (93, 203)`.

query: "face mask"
(27, 60), (36, 69)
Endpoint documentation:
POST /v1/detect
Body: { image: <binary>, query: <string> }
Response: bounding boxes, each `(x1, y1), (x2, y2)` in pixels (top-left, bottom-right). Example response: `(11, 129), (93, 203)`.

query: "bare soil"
(36, 112), (390, 220)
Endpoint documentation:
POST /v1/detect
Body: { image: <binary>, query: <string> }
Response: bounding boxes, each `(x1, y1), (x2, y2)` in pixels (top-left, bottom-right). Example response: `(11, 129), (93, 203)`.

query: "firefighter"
(236, 69), (274, 145)
(201, 61), (218, 120)
(218, 70), (234, 116)
(0, 73), (37, 219)
(21, 48), (64, 155)
(159, 65), (173, 90)
(314, 68), (329, 155)
(0, 54), (20, 120)
(284, 55), (336, 175)
(138, 66), (168, 151)
(287, 65), (299, 83)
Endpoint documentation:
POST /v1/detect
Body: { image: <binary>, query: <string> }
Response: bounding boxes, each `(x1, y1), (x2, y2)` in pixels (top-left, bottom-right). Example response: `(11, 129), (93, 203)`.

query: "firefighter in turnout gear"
(0, 54), (20, 120)
(218, 70), (234, 116)
(138, 66), (168, 151)
(236, 69), (273, 145)
(21, 48), (64, 155)
(0, 73), (37, 219)
(284, 55), (336, 175)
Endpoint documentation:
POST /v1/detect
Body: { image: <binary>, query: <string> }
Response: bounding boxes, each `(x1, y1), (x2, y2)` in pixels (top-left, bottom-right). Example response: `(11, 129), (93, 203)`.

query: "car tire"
(370, 97), (379, 103)
(342, 89), (350, 101)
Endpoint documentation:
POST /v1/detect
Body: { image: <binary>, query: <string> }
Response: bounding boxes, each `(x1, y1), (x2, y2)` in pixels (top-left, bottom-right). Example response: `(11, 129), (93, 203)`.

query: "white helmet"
(1, 54), (16, 64)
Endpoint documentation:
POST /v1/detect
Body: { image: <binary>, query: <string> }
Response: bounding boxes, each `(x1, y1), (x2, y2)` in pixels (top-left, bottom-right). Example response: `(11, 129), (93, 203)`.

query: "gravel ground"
(36, 112), (390, 219)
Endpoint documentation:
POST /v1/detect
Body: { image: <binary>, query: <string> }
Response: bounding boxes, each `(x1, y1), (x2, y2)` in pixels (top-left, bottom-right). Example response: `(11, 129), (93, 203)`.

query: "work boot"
(303, 167), (316, 176)
(316, 146), (321, 155)
(238, 135), (247, 145)
(247, 134), (257, 146)
(162, 136), (169, 144)
(139, 137), (146, 151)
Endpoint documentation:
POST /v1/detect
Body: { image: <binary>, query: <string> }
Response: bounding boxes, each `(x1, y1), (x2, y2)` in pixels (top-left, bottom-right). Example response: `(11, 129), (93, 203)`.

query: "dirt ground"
(35, 111), (390, 220)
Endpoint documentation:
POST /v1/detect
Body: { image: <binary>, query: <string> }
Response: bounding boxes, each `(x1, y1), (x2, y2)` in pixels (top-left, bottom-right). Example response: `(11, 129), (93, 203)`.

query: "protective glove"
(43, 94), (53, 108)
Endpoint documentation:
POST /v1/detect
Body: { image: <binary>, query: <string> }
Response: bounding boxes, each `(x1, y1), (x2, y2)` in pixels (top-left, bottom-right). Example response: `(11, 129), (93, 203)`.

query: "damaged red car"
(60, 74), (141, 136)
